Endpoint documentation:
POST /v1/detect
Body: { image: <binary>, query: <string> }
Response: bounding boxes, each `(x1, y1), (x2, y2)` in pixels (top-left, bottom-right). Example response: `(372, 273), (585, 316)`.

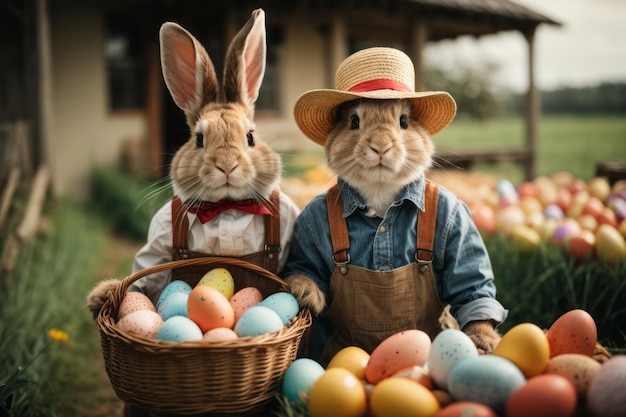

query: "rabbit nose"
(370, 145), (391, 159)
(216, 161), (239, 178)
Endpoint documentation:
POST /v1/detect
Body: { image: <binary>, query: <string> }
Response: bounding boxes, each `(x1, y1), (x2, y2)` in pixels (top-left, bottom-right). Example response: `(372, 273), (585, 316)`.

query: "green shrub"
(90, 168), (171, 241)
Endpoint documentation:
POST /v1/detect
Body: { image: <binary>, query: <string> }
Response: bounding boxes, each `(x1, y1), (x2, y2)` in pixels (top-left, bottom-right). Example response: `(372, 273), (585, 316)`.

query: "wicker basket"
(97, 257), (312, 415)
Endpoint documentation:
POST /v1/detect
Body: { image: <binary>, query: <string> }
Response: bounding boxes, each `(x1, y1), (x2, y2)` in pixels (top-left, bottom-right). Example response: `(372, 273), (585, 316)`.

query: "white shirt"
(132, 191), (300, 301)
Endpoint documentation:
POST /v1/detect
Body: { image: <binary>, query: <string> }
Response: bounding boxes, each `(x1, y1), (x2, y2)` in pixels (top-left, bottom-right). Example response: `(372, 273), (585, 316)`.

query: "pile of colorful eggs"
(282, 309), (624, 417)
(468, 173), (626, 263)
(115, 267), (300, 342)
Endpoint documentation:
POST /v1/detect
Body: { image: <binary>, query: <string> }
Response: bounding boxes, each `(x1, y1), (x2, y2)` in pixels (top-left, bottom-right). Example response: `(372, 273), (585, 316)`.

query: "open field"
(433, 115), (626, 184)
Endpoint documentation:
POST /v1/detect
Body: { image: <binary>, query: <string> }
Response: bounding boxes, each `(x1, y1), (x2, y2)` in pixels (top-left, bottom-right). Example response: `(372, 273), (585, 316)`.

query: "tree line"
(426, 64), (626, 119)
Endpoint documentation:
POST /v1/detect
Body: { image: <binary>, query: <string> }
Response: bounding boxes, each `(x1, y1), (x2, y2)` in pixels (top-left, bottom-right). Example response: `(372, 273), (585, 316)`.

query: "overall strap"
(326, 185), (350, 265)
(172, 196), (189, 258)
(325, 180), (440, 265)
(264, 190), (281, 271)
(416, 179), (440, 263)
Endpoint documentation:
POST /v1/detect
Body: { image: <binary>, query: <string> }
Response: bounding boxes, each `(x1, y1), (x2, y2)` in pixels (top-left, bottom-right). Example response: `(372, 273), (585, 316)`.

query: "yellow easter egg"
(509, 224), (541, 252)
(308, 368), (367, 417)
(327, 346), (370, 380)
(197, 268), (235, 299)
(369, 377), (440, 417)
(494, 322), (550, 378)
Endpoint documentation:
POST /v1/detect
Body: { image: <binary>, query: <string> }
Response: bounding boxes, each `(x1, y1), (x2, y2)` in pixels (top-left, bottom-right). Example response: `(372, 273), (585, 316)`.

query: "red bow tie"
(187, 199), (272, 223)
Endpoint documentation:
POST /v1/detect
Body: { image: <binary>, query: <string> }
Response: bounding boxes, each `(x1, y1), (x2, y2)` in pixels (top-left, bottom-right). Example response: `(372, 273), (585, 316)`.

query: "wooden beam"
(0, 168), (20, 227)
(17, 164), (50, 240)
(145, 43), (163, 178)
(329, 12), (347, 88)
(409, 17), (429, 91)
(36, 0), (55, 193)
(524, 26), (539, 180)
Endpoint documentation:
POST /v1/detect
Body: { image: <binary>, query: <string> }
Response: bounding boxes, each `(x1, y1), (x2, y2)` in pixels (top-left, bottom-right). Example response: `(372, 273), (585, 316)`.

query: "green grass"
(434, 115), (626, 184)
(0, 200), (108, 416)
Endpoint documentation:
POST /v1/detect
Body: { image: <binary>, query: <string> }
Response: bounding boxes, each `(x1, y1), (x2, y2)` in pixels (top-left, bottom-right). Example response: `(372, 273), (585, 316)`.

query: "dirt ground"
(80, 236), (142, 417)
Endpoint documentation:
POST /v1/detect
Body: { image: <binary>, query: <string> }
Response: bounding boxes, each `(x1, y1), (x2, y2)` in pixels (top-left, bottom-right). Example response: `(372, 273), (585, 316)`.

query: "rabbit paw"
(86, 278), (120, 320)
(463, 320), (501, 354)
(285, 275), (325, 316)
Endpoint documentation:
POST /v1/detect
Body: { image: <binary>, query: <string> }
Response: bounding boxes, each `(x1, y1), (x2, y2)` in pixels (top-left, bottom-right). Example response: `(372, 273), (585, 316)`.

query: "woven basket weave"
(97, 257), (311, 415)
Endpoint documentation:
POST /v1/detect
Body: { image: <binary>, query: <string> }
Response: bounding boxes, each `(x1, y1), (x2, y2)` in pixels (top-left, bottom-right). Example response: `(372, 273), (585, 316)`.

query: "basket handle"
(108, 257), (290, 313)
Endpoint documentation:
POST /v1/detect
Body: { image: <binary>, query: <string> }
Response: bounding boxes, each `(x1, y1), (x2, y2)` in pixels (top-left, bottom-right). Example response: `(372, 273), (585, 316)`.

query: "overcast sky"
(424, 0), (626, 92)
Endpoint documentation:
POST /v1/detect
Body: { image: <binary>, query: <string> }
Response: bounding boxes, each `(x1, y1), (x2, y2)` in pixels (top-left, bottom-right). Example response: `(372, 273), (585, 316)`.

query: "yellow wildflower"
(48, 328), (69, 342)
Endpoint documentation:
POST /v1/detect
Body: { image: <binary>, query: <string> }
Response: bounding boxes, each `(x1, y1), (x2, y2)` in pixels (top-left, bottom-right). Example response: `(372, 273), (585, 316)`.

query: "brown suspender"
(326, 180), (440, 264)
(326, 186), (350, 264)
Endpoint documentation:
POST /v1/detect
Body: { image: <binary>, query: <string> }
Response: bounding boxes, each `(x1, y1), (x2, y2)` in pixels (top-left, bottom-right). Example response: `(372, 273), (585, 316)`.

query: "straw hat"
(293, 47), (457, 146)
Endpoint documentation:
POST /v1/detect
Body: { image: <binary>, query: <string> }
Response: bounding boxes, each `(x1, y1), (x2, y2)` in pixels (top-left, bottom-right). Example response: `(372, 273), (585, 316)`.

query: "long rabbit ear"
(160, 22), (219, 126)
(223, 9), (266, 108)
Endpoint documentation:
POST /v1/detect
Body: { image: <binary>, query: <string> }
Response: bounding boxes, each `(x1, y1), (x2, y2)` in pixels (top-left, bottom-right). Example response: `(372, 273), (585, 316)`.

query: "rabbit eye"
(195, 133), (204, 148)
(350, 114), (360, 130)
(400, 114), (409, 129)
(246, 131), (255, 147)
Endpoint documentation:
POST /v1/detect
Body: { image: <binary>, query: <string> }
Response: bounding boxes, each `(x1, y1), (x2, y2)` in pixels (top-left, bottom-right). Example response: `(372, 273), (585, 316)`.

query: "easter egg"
(259, 292), (300, 325)
(544, 204), (564, 220)
(435, 402), (497, 417)
(505, 374), (577, 417)
(496, 179), (517, 197)
(587, 176), (611, 201)
(282, 358), (326, 403)
(202, 327), (238, 342)
(495, 205), (526, 235)
(156, 316), (203, 342)
(327, 346), (370, 380)
(494, 322), (550, 378)
(509, 224), (541, 252)
(365, 329), (431, 384)
(427, 328), (478, 390)
(116, 309), (163, 338)
(198, 268), (235, 299)
(234, 305), (283, 337)
(587, 355), (626, 417)
(156, 280), (192, 309)
(369, 377), (440, 417)
(595, 223), (626, 264)
(157, 291), (189, 320)
(569, 229), (596, 260)
(546, 309), (597, 357)
(187, 285), (235, 333)
(118, 292), (156, 319)
(607, 196), (626, 223)
(544, 353), (602, 395)
(551, 219), (582, 247)
(448, 355), (525, 412)
(308, 368), (367, 417)
(470, 203), (496, 236)
(517, 181), (538, 199)
(229, 287), (263, 321)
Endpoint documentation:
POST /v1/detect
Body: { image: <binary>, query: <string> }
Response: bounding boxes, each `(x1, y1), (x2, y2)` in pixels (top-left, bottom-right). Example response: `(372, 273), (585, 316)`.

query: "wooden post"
(409, 17), (429, 91)
(145, 43), (163, 178)
(329, 13), (347, 88)
(36, 0), (55, 192)
(524, 26), (539, 180)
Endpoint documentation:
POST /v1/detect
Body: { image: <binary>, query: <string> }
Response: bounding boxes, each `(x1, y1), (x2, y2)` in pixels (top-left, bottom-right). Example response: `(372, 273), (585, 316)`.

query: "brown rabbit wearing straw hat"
(283, 47), (508, 365)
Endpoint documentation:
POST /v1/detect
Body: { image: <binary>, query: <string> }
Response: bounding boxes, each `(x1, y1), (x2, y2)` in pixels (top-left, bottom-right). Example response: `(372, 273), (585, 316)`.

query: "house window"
(256, 25), (283, 112)
(105, 15), (144, 111)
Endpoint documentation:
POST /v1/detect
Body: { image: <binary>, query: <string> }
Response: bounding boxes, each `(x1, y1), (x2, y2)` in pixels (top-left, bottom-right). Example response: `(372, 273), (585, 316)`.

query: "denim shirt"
(282, 177), (508, 330)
